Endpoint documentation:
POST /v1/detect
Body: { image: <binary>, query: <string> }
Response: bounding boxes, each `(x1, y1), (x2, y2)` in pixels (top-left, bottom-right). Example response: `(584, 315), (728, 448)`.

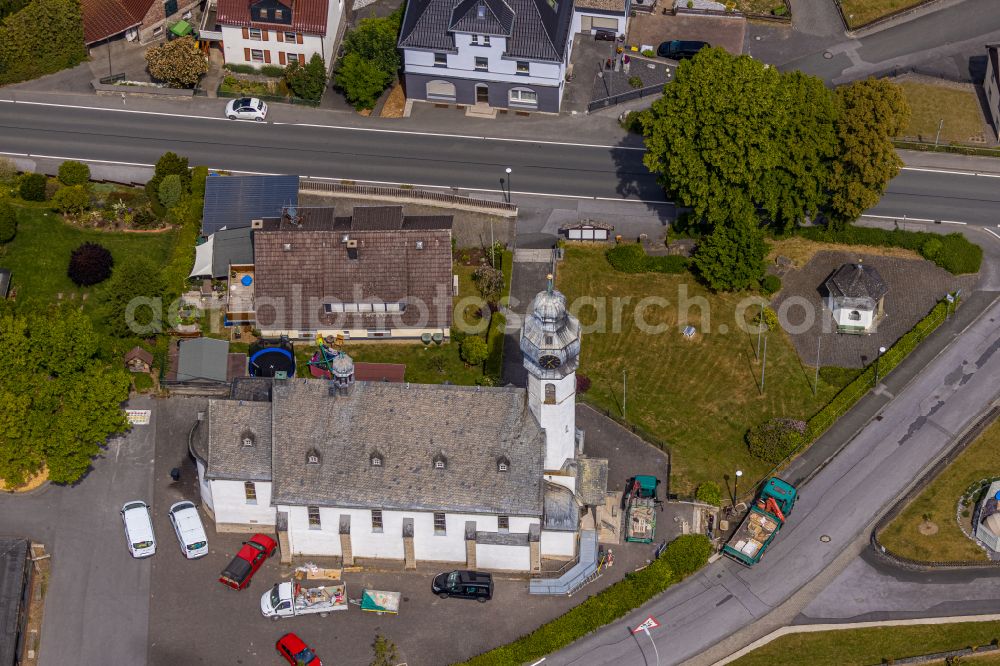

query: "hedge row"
(463, 535), (711, 666)
(606, 242), (689, 274)
(0, 0), (85, 85)
(484, 310), (506, 380)
(805, 298), (951, 442)
(796, 226), (982, 275)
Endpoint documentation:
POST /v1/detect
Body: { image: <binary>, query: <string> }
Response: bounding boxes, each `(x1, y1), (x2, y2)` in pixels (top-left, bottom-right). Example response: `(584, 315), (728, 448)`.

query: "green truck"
(624, 475), (661, 543)
(722, 477), (797, 566)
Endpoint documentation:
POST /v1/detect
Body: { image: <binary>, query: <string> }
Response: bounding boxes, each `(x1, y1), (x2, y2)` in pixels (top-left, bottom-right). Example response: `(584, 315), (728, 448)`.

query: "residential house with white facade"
(191, 281), (608, 572)
(216, 0), (344, 68)
(571, 0), (628, 39)
(399, 0), (575, 113)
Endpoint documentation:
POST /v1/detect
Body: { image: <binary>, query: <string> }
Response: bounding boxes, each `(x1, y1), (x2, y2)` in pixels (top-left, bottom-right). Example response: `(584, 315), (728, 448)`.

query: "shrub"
(620, 109), (649, 134)
(334, 51), (389, 109)
(772, 4), (787, 15)
(796, 226), (981, 275)
(0, 156), (17, 182)
(460, 336), (489, 366)
(628, 76), (643, 89)
(662, 534), (713, 576)
(18, 172), (47, 201)
(158, 174), (183, 210)
(286, 54), (327, 102)
(472, 264), (504, 304)
(576, 373), (592, 394)
(68, 242), (114, 286)
(259, 64), (285, 77)
(747, 418), (807, 463)
(606, 243), (689, 274)
(755, 306), (779, 333)
(57, 160), (90, 186)
(190, 166), (209, 198)
(224, 63), (257, 74)
(641, 49), (655, 57)
(485, 311), (506, 379)
(760, 274), (781, 295)
(695, 481), (722, 506)
(145, 36), (208, 88)
(52, 184), (91, 215)
(0, 200), (16, 242)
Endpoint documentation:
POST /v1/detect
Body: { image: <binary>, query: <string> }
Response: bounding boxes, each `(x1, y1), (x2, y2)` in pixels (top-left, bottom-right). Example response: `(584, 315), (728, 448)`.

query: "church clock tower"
(520, 275), (581, 472)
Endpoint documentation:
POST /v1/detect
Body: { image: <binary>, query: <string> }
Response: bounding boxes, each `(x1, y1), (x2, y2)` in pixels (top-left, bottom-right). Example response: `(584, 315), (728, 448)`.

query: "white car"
(225, 97), (268, 121)
(121, 501), (156, 558)
(168, 500), (209, 559)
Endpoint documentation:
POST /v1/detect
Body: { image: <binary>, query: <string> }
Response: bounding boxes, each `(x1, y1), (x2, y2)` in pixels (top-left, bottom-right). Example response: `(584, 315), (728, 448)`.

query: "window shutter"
(264, 50), (271, 63)
(277, 31), (284, 42)
(261, 30), (268, 41)
(279, 51), (286, 65)
(242, 27), (248, 39)
(244, 47), (251, 61)
(296, 33), (303, 44)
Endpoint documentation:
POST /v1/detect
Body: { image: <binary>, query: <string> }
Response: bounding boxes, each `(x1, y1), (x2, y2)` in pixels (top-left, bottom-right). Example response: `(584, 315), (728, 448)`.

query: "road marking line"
(940, 220), (967, 225)
(862, 214), (935, 223)
(0, 98), (645, 151)
(902, 166), (1000, 178)
(983, 227), (1000, 241)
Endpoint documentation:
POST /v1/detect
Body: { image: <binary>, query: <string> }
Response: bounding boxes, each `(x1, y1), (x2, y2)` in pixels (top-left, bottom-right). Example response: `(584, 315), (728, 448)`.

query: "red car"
(219, 533), (277, 590)
(276, 632), (322, 666)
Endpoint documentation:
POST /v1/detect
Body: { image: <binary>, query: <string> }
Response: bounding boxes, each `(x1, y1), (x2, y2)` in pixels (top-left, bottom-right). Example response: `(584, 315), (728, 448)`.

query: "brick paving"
(771, 250), (977, 368)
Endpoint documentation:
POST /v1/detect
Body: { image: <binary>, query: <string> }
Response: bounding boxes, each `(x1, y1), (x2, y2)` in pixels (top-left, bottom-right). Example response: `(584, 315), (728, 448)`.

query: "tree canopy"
(0, 306), (129, 486)
(335, 4), (405, 110)
(102, 256), (167, 337)
(145, 36), (208, 88)
(691, 212), (768, 292)
(642, 49), (907, 232)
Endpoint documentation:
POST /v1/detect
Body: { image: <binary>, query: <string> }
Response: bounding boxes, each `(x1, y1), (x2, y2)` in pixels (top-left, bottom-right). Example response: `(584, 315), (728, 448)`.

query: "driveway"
(0, 397), (157, 666)
(627, 12), (746, 55)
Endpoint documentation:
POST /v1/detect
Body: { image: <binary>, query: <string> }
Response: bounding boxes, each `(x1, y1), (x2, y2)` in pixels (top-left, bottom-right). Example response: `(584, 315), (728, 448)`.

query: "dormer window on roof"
(433, 452), (448, 470)
(497, 456), (510, 472)
(476, 3), (486, 18)
(370, 451), (384, 467)
(306, 447), (321, 465)
(241, 430), (255, 448)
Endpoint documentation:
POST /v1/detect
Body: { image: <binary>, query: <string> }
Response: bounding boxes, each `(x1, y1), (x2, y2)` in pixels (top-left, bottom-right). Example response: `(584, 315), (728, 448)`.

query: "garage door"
(426, 80), (456, 101)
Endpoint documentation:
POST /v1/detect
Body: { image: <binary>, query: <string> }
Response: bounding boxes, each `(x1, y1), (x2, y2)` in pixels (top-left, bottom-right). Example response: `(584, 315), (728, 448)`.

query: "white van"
(168, 500), (208, 559)
(121, 501), (156, 558)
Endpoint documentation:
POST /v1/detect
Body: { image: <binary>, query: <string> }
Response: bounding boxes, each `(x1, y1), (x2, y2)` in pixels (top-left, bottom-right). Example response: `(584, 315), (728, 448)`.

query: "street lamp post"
(734, 469), (743, 507)
(874, 346), (887, 386)
(504, 167), (512, 204)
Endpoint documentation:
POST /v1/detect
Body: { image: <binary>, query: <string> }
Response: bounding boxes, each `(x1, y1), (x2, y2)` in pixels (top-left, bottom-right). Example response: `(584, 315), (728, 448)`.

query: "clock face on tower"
(539, 354), (561, 370)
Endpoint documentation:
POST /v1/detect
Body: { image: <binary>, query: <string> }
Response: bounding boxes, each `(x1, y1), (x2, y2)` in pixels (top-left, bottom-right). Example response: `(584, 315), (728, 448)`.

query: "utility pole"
(874, 345), (886, 386)
(622, 368), (627, 419)
(813, 336), (821, 397)
(756, 303), (764, 360)
(760, 334), (768, 391)
(934, 118), (944, 148)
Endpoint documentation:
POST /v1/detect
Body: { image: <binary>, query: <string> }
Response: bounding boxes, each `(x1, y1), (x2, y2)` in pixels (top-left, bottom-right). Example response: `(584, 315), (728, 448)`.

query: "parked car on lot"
(219, 533), (276, 590)
(276, 632), (322, 666)
(167, 500), (208, 559)
(224, 97), (268, 121)
(431, 570), (493, 602)
(656, 40), (710, 61)
(121, 500), (156, 558)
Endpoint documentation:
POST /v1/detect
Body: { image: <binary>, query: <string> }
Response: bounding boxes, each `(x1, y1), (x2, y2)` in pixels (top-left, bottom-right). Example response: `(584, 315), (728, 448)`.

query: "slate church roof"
(204, 399), (274, 482)
(825, 262), (888, 309)
(400, 0), (574, 63)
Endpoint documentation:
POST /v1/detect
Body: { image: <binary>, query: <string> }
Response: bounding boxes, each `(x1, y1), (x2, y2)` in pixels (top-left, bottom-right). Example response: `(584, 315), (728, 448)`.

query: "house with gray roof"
(190, 283), (607, 573)
(824, 261), (888, 334)
(986, 44), (1000, 141)
(399, 0), (575, 113)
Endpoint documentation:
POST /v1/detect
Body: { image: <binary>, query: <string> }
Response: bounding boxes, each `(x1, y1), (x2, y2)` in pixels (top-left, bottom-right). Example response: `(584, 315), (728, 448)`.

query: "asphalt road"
(0, 397), (155, 666)
(547, 292), (1000, 666)
(3, 101), (1000, 226)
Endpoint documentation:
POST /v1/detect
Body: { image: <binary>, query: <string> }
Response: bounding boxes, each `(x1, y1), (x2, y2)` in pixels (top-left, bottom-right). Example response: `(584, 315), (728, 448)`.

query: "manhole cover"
(820, 535), (831, 542)
(823, 51), (833, 59)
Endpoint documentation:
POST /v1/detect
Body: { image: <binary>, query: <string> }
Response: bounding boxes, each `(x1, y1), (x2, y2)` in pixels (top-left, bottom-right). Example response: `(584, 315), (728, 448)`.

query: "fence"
(870, 404), (1000, 569)
(299, 180), (518, 214)
(215, 86), (321, 108)
(587, 83), (663, 113)
(867, 63), (974, 84)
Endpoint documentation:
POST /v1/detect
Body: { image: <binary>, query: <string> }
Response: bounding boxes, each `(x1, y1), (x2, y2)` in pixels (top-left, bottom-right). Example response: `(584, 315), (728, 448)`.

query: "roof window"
(477, 3), (486, 19)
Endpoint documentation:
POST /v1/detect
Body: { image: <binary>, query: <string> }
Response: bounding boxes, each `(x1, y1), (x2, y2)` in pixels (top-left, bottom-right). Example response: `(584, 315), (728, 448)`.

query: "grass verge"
(878, 419), (1000, 562)
(837, 0), (927, 29)
(730, 621), (1000, 666)
(898, 81), (986, 145)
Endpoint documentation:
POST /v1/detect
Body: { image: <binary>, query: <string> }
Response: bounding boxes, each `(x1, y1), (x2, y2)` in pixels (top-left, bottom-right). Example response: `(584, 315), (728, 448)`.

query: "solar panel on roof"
(201, 175), (299, 235)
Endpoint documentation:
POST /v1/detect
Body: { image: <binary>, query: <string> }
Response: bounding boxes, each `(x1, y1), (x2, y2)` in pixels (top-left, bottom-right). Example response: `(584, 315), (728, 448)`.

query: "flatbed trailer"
(722, 477), (797, 566)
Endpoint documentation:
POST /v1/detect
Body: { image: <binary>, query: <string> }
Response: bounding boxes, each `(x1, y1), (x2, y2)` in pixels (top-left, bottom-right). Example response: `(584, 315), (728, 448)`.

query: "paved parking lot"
(145, 396), (675, 665)
(626, 12), (746, 55)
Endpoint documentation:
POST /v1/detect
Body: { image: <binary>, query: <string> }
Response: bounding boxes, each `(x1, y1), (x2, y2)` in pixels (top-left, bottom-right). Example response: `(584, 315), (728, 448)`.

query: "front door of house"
(476, 85), (489, 103)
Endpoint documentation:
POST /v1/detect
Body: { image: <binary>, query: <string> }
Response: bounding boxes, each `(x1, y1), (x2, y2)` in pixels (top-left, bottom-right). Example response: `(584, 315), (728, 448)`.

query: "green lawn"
(731, 621), (1000, 666)
(899, 81), (986, 145)
(878, 419), (1000, 562)
(837, 0), (926, 29)
(557, 245), (847, 494)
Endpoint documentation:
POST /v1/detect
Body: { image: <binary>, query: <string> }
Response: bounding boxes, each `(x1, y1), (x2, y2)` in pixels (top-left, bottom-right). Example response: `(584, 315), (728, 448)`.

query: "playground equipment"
(248, 338), (295, 379)
(308, 335), (351, 379)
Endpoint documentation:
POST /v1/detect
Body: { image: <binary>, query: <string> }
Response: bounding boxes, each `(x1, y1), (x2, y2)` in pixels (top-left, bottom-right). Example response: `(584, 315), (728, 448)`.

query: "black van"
(431, 570), (493, 602)
(656, 40), (710, 61)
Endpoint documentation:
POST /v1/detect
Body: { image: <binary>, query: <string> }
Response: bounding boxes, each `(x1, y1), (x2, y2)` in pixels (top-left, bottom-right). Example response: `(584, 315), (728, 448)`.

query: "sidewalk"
(899, 148), (1000, 174)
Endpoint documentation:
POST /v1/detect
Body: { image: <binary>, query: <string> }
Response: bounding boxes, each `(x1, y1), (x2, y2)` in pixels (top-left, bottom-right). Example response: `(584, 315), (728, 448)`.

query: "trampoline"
(248, 341), (295, 378)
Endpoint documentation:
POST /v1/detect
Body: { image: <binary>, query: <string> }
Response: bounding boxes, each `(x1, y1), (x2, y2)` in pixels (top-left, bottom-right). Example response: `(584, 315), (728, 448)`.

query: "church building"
(190, 280), (607, 571)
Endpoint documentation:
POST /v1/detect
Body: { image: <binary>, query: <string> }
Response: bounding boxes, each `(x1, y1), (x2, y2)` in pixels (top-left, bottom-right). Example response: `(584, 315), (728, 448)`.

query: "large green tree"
(643, 49), (838, 231)
(145, 36), (208, 88)
(335, 4), (404, 109)
(692, 211), (768, 292)
(286, 54), (327, 102)
(827, 78), (910, 226)
(0, 0), (85, 85)
(0, 306), (129, 485)
(102, 256), (167, 337)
